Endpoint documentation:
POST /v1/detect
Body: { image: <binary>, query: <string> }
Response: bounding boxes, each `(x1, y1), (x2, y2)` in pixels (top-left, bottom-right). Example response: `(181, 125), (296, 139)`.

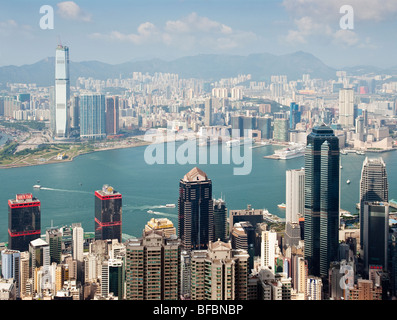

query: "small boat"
(346, 180), (351, 184)
(165, 204), (176, 208)
(33, 185), (41, 189)
(278, 203), (286, 209)
(340, 165), (343, 169)
(147, 210), (154, 214)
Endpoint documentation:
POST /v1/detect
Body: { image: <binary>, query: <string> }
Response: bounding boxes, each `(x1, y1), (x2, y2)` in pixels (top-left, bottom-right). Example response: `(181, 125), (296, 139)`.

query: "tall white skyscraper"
(286, 168), (305, 224)
(339, 88), (354, 128)
(72, 223), (84, 280)
(261, 230), (277, 271)
(55, 45), (70, 139)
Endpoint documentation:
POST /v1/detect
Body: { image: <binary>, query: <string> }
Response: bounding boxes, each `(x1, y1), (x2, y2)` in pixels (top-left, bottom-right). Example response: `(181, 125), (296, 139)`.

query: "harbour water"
(0, 142), (396, 242)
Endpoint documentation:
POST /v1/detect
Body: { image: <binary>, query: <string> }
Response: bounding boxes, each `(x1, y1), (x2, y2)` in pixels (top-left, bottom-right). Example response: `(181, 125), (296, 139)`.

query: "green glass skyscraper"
(304, 125), (340, 278)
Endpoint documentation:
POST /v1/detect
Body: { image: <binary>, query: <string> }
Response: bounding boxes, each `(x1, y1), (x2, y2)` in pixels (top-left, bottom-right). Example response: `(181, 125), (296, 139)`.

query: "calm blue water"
(0, 143), (396, 242)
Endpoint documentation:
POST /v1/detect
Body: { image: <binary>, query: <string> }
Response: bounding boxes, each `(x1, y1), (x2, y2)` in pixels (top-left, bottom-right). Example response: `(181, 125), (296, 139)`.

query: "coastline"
(0, 139), (151, 170)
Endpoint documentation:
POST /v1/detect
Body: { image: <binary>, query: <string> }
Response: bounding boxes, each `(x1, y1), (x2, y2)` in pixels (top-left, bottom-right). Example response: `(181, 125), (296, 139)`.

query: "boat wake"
(39, 187), (92, 195)
(147, 211), (177, 218)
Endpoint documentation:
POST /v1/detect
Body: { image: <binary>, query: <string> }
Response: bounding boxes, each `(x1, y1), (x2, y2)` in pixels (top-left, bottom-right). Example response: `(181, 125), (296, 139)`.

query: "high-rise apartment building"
(95, 185), (122, 243)
(204, 98), (212, 126)
(125, 230), (181, 300)
(55, 45), (70, 138)
(190, 240), (249, 300)
(8, 193), (41, 252)
(359, 157), (388, 247)
(261, 230), (277, 271)
(178, 167), (214, 251)
(231, 222), (255, 271)
(80, 94), (106, 140)
(304, 125), (340, 278)
(348, 279), (382, 300)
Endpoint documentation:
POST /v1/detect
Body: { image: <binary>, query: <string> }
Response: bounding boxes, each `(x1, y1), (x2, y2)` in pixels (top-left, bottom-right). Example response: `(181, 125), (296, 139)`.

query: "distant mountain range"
(0, 51), (396, 87)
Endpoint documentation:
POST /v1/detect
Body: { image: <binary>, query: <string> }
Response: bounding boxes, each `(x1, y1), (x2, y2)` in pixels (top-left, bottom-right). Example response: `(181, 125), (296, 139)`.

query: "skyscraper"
(204, 98), (212, 126)
(125, 230), (181, 300)
(46, 228), (62, 264)
(8, 193), (41, 252)
(339, 88), (355, 128)
(95, 185), (122, 243)
(273, 112), (289, 142)
(213, 198), (227, 242)
(286, 168), (305, 224)
(178, 167), (214, 251)
(80, 93), (106, 140)
(359, 157), (388, 247)
(289, 102), (301, 130)
(190, 240), (249, 300)
(105, 96), (119, 135)
(304, 125), (340, 278)
(362, 202), (389, 274)
(55, 45), (70, 139)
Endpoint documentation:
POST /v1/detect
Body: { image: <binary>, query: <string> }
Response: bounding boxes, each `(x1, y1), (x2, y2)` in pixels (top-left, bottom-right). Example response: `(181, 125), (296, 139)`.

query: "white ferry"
(275, 146), (305, 160)
(165, 204), (176, 208)
(225, 138), (254, 148)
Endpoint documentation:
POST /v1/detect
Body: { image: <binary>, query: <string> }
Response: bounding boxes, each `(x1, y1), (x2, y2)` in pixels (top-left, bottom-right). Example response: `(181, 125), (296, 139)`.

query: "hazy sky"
(1, 0), (397, 68)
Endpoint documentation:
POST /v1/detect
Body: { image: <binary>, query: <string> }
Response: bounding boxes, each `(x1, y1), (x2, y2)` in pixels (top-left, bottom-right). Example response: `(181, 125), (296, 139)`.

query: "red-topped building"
(8, 193), (41, 252)
(95, 185), (122, 243)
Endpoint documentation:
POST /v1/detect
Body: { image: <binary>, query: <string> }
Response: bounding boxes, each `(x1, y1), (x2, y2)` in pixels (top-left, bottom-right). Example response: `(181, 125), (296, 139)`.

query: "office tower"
(190, 240), (249, 300)
(306, 276), (323, 300)
(46, 228), (62, 264)
(261, 230), (277, 271)
(362, 202), (389, 274)
(304, 125), (340, 278)
(339, 88), (355, 128)
(101, 259), (124, 299)
(105, 96), (119, 135)
(8, 193), (41, 252)
(144, 218), (176, 238)
(229, 205), (264, 234)
(1, 250), (21, 298)
(55, 45), (70, 138)
(213, 198), (227, 242)
(273, 112), (289, 142)
(286, 168), (305, 224)
(125, 230), (181, 300)
(348, 279), (382, 300)
(72, 223), (84, 281)
(231, 115), (243, 137)
(95, 185), (122, 243)
(0, 96), (4, 116)
(29, 238), (50, 293)
(178, 167), (214, 251)
(204, 98), (212, 126)
(70, 94), (79, 130)
(285, 168), (305, 247)
(257, 116), (272, 140)
(355, 116), (364, 141)
(290, 102), (301, 130)
(359, 157), (388, 247)
(231, 222), (255, 271)
(80, 93), (106, 140)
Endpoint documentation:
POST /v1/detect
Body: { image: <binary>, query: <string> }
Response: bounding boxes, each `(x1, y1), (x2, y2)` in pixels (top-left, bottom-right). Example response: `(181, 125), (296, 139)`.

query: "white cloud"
(282, 0), (397, 22)
(57, 1), (92, 22)
(281, 0), (389, 48)
(90, 22), (158, 45)
(90, 13), (256, 52)
(0, 19), (32, 36)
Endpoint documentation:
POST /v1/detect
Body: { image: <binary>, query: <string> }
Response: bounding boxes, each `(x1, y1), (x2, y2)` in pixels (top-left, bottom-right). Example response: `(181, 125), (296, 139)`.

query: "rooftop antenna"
(58, 35), (62, 47)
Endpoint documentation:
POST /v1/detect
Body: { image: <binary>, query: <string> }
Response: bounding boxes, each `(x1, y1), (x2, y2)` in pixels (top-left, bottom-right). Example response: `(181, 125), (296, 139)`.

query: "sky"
(0, 0), (397, 69)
